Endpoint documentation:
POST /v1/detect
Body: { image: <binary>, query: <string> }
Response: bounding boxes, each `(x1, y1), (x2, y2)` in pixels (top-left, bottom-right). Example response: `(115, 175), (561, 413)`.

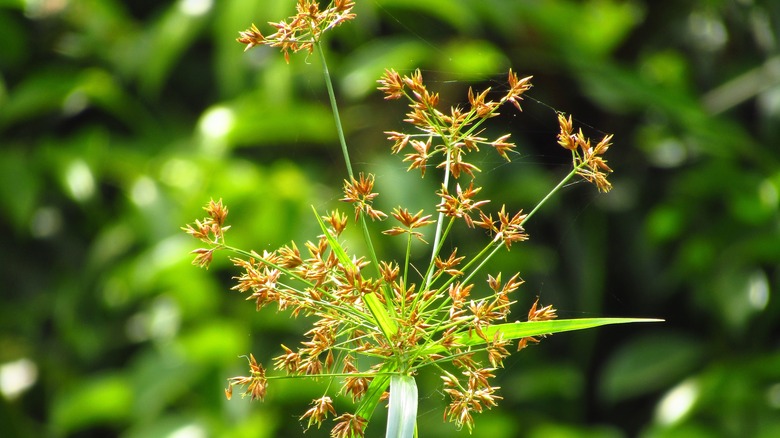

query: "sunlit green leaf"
(457, 318), (663, 347)
(51, 374), (133, 435)
(599, 333), (705, 403)
(437, 39), (508, 80)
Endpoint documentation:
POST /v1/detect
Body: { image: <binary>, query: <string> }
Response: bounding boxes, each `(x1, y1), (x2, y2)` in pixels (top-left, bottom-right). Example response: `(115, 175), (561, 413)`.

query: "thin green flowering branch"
(453, 164), (582, 288)
(421, 217), (457, 293)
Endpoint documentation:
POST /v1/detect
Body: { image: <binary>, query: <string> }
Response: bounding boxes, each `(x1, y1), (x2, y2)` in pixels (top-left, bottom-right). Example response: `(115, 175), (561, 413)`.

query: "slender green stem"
(360, 214), (397, 312)
(422, 216), (454, 291)
(425, 149), (452, 287)
(427, 212), (446, 281)
(264, 370), (398, 380)
(521, 165), (579, 227)
(316, 42), (353, 180)
(401, 233), (413, 315)
(457, 165), (584, 287)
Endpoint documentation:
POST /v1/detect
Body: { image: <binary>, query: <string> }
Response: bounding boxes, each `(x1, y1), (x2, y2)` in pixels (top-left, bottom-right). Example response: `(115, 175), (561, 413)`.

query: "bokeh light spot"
(655, 379), (699, 425)
(30, 206), (62, 238)
(0, 358), (38, 400)
(131, 176), (159, 207)
(748, 270), (769, 312)
(199, 106), (235, 139)
(767, 383), (780, 409)
(179, 0), (212, 17)
(65, 160), (95, 202)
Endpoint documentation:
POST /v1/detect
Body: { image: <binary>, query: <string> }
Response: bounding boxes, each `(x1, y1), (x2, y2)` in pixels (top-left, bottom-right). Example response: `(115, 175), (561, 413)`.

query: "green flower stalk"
(184, 2), (661, 437)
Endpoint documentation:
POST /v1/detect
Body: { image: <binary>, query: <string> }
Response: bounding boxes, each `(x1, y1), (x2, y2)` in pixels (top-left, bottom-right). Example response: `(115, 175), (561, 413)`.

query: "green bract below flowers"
(184, 1), (661, 437)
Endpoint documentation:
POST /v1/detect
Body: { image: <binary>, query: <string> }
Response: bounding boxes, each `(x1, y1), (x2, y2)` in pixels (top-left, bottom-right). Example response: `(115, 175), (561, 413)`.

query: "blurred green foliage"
(1, 0), (779, 437)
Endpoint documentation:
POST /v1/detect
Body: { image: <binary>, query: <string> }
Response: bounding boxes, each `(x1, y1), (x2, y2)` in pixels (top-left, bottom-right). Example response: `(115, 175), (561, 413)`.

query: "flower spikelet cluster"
(182, 202), (547, 433)
(380, 68), (532, 180)
(441, 369), (502, 433)
(556, 113), (614, 192)
(185, 206), (383, 436)
(341, 172), (387, 222)
(237, 0), (356, 62)
(181, 198), (230, 268)
(379, 69), (533, 250)
(185, 7), (619, 432)
(224, 353), (267, 401)
(184, 73), (619, 437)
(182, 68), (609, 434)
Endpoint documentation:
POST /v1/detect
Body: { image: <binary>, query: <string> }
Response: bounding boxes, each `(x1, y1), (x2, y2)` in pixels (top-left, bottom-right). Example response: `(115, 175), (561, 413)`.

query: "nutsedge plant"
(185, 1), (660, 437)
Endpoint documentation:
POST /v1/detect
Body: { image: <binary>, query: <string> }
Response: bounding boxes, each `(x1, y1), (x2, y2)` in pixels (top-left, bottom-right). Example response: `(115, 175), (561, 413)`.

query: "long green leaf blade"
(355, 363), (394, 426)
(363, 292), (398, 338)
(458, 318), (664, 346)
(386, 375), (417, 438)
(422, 318), (662, 355)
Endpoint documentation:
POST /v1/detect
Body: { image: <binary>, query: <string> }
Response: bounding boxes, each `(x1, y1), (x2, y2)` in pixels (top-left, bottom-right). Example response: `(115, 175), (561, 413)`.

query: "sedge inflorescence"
(236, 0), (356, 63)
(185, 2), (615, 437)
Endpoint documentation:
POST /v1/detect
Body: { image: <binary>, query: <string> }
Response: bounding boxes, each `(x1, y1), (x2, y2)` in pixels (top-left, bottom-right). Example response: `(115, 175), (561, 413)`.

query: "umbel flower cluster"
(236, 0), (356, 62)
(184, 71), (612, 435)
(184, 2), (631, 437)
